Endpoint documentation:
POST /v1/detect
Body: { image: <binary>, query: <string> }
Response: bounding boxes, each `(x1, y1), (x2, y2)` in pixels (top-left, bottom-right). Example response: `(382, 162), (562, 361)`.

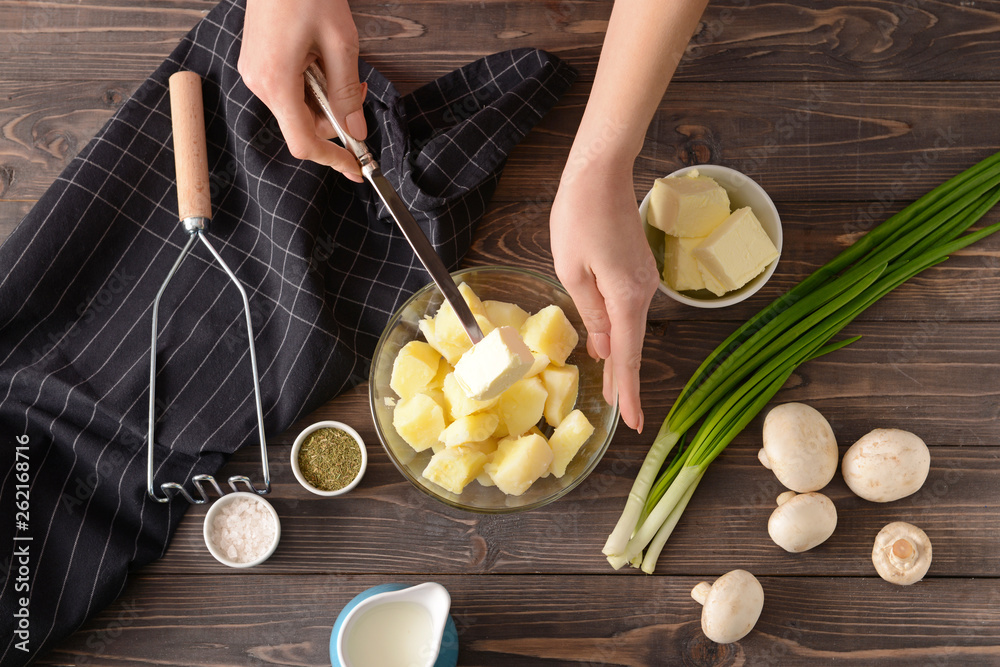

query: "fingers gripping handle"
(304, 63), (377, 175)
(169, 71), (212, 222)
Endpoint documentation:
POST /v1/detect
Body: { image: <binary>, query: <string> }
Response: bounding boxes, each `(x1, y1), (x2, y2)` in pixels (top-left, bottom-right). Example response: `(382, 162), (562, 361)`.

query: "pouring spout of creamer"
(336, 582), (452, 667)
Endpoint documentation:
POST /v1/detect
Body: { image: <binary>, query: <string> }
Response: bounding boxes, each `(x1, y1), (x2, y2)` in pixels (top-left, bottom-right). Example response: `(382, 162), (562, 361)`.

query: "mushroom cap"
(768, 492), (838, 553)
(872, 521), (932, 585)
(695, 569), (765, 644)
(760, 403), (838, 493)
(842, 428), (930, 502)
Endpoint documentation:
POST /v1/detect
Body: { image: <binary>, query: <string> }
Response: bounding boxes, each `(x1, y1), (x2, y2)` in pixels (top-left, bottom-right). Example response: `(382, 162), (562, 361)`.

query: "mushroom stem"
(775, 491), (797, 506)
(872, 522), (932, 585)
(691, 582), (712, 606)
(891, 538), (915, 564)
(757, 448), (772, 470)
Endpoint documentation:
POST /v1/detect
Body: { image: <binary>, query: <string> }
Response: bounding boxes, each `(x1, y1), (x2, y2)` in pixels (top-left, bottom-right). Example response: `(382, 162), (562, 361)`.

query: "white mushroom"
(690, 569), (764, 644)
(767, 491), (838, 553)
(841, 428), (930, 502)
(872, 521), (932, 585)
(759, 403), (838, 492)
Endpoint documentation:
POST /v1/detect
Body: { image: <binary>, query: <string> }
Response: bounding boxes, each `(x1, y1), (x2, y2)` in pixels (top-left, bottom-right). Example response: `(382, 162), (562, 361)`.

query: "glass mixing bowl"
(369, 266), (619, 513)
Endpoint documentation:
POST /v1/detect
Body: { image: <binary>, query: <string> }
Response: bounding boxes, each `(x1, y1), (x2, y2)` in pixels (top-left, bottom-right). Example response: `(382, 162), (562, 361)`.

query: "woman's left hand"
(550, 159), (660, 433)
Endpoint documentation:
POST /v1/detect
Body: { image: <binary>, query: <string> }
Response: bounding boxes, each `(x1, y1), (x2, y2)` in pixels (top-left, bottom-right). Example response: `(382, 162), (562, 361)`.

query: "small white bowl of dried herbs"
(290, 421), (367, 496)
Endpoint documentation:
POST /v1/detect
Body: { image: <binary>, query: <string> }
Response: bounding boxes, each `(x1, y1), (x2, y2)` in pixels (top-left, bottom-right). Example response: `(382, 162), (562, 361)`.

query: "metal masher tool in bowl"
(304, 63), (484, 345)
(145, 71), (271, 504)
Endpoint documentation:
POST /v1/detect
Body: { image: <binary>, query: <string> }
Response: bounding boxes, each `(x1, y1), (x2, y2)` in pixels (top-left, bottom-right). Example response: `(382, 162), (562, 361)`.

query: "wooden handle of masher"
(169, 71), (212, 222)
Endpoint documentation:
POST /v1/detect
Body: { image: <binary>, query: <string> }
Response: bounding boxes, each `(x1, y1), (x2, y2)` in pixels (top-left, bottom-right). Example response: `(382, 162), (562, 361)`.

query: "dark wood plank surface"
(4, 0), (1000, 665)
(33, 575), (1000, 667)
(6, 81), (1000, 204)
(6, 1), (1000, 83)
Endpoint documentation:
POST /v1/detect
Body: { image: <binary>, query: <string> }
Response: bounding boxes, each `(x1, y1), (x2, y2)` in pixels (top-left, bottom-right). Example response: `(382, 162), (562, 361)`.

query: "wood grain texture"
(36, 574), (1000, 667)
(688, 0), (1000, 83)
(494, 83), (1000, 203)
(0, 201), (30, 245)
(0, 79), (138, 203)
(5, 1), (1000, 84)
(5, 81), (1000, 205)
(0, 0), (213, 81)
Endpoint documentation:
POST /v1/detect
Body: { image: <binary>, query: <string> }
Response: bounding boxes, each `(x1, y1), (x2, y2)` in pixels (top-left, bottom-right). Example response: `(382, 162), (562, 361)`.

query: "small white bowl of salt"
(203, 492), (281, 568)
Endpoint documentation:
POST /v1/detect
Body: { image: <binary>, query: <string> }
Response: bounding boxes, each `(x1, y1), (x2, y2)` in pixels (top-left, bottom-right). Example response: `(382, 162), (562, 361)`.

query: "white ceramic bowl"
(640, 164), (782, 308)
(203, 491), (281, 568)
(290, 420), (368, 496)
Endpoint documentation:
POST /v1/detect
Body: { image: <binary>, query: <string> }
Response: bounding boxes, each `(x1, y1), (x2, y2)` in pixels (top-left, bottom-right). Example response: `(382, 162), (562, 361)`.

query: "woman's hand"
(551, 159), (660, 433)
(238, 0), (367, 181)
(550, 0), (708, 433)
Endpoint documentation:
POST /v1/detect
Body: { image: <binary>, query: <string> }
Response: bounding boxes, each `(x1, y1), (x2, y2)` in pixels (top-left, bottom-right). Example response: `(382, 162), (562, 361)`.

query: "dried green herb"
(298, 427), (362, 491)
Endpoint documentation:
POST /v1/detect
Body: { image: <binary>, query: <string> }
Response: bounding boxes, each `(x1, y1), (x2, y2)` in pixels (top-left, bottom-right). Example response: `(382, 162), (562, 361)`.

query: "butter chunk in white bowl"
(640, 165), (782, 308)
(646, 173), (731, 237)
(693, 207), (779, 295)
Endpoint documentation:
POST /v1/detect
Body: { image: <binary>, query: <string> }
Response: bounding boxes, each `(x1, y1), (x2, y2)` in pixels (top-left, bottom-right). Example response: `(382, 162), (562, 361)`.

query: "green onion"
(604, 152), (1000, 571)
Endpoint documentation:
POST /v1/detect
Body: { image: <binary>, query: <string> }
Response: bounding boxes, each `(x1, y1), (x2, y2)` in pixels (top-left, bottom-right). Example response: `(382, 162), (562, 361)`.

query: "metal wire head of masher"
(145, 71), (271, 504)
(145, 217), (271, 503)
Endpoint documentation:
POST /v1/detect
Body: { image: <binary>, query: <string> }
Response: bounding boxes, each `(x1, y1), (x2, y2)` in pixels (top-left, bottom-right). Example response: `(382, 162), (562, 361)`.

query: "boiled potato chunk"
(459, 283), (489, 317)
(477, 450), (497, 486)
(520, 305), (579, 366)
(417, 316), (456, 367)
(497, 376), (548, 438)
(541, 364), (579, 427)
(389, 341), (442, 398)
(524, 352), (550, 378)
(548, 409), (595, 478)
(439, 413), (500, 447)
(463, 438), (499, 457)
(419, 313), (468, 368)
(484, 299), (530, 330)
(421, 387), (446, 412)
(422, 446), (488, 494)
(485, 406), (508, 439)
(484, 433), (554, 495)
(443, 372), (499, 419)
(393, 393), (446, 452)
(426, 359), (450, 389)
(431, 284), (495, 365)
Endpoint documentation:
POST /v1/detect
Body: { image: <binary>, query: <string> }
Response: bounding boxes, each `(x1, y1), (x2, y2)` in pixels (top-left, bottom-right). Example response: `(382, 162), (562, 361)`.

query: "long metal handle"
(303, 63), (483, 344)
(147, 71), (272, 503)
(366, 171), (483, 343)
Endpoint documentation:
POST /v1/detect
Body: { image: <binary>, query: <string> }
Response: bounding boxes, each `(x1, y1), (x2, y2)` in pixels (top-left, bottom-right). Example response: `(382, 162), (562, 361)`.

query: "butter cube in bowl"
(641, 165), (782, 308)
(369, 266), (619, 513)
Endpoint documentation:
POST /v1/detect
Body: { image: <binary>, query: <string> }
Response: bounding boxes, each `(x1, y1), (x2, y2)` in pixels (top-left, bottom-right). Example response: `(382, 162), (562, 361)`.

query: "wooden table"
(4, 1), (1000, 665)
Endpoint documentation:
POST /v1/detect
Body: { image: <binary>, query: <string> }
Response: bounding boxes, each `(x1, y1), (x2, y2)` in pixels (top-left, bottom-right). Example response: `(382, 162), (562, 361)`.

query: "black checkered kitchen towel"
(0, 0), (575, 662)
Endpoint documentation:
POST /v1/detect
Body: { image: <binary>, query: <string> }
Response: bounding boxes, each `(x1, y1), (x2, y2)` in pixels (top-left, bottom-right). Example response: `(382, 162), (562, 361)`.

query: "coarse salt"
(208, 497), (277, 564)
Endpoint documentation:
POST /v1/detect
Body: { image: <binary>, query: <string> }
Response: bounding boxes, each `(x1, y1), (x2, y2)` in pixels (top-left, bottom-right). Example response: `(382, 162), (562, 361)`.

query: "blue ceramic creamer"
(330, 582), (459, 667)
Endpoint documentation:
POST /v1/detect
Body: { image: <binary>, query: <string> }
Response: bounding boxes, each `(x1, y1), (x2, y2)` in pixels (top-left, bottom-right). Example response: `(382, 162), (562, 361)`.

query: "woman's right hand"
(238, 0), (368, 181)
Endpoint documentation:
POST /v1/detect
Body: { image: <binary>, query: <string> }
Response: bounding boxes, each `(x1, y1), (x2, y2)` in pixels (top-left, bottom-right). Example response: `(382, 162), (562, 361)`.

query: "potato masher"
(145, 71), (271, 504)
